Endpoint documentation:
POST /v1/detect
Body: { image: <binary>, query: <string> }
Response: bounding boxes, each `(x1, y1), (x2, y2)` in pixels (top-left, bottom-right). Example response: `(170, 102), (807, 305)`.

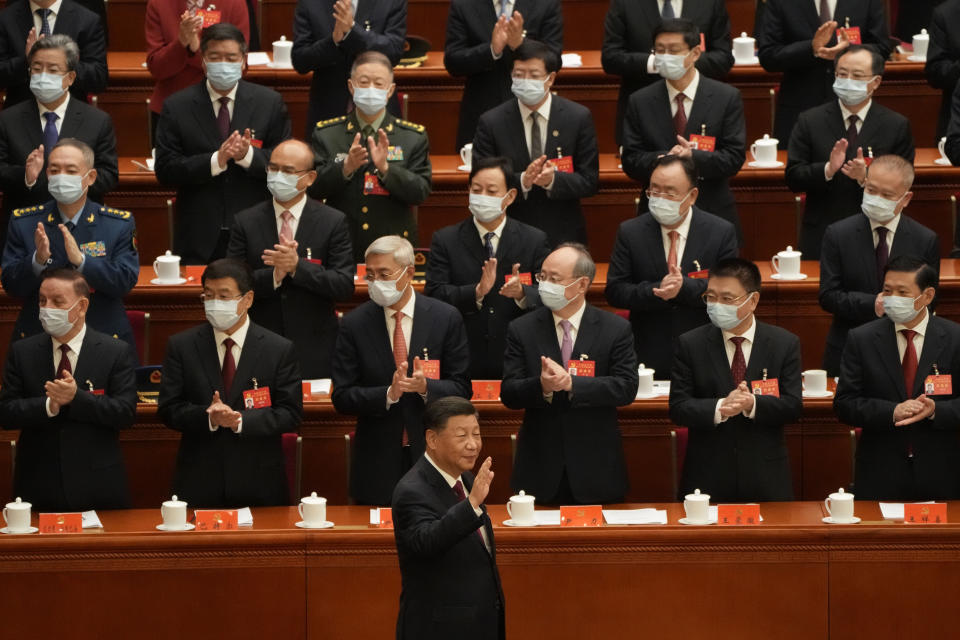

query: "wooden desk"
(3, 502), (960, 639)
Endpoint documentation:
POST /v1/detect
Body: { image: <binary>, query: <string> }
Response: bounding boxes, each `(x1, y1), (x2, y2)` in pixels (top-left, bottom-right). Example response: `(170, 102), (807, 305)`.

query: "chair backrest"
(670, 427), (689, 501)
(125, 310), (150, 363)
(281, 433), (302, 505)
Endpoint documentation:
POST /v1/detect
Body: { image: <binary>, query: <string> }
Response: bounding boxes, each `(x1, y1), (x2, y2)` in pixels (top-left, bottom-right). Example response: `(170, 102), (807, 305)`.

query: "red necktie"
(667, 230), (679, 269)
(279, 210), (294, 243)
(846, 115), (859, 158)
(56, 344), (71, 378)
(392, 312), (409, 446)
(674, 93), (687, 137)
(730, 336), (747, 386)
(217, 96), (231, 142)
(901, 329), (918, 396)
(222, 337), (236, 393)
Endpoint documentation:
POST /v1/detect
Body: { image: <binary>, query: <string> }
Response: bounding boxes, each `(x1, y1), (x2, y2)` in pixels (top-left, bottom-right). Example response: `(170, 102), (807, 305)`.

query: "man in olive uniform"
(309, 50), (431, 262)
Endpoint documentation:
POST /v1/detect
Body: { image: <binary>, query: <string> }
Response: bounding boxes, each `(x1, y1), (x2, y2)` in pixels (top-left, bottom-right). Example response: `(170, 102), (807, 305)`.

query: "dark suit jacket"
(291, 0), (406, 137)
(756, 0), (891, 145)
(0, 0), (107, 108)
(819, 213), (940, 375)
(226, 197), (355, 378)
(424, 216), (550, 379)
(924, 0), (960, 141)
(945, 78), (960, 165)
(601, 0), (734, 144)
(621, 76), (747, 240)
(472, 96), (599, 246)
(0, 327), (136, 511)
(392, 456), (504, 640)
(835, 314), (960, 500)
(0, 96), (117, 219)
(785, 100), (915, 258)
(501, 304), (638, 504)
(157, 321), (303, 507)
(669, 320), (803, 502)
(331, 295), (472, 505)
(605, 208), (738, 379)
(154, 80), (292, 264)
(443, 0), (563, 151)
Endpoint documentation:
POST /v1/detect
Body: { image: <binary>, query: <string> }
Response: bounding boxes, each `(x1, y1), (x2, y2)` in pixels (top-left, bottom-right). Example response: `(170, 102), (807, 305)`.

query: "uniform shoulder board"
(396, 119), (425, 134)
(12, 204), (44, 218)
(100, 207), (132, 220)
(316, 115), (347, 129)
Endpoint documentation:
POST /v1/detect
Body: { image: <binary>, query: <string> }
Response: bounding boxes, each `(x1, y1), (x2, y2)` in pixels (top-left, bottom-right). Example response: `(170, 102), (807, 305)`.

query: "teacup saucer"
(635, 391), (664, 400)
(156, 523), (195, 531)
(907, 55), (927, 63)
(822, 516), (860, 524)
(678, 518), (715, 526)
(803, 390), (833, 398)
(747, 160), (784, 169)
(733, 56), (760, 66)
(502, 519), (538, 527)
(295, 520), (334, 529)
(935, 157), (952, 166)
(770, 273), (808, 280)
(151, 277), (188, 285)
(457, 164), (471, 172)
(1, 526), (39, 534)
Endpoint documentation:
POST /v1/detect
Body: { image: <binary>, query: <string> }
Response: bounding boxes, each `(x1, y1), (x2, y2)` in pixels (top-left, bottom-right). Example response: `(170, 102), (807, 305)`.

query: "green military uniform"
(310, 110), (432, 262)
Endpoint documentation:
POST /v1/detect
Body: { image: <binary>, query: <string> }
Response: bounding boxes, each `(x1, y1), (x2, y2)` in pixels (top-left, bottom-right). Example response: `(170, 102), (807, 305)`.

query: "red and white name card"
(195, 509), (238, 531)
(560, 505), (602, 527)
(717, 504), (761, 525)
(38, 513), (82, 533)
(471, 380), (501, 400)
(904, 503), (947, 524)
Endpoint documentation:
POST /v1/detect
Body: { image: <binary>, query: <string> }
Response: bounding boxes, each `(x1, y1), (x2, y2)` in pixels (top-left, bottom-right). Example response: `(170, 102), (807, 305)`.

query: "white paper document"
(304, 378), (332, 395)
(560, 53), (583, 68)
(81, 510), (102, 529)
(879, 501), (935, 520)
(246, 52), (271, 66)
(533, 510), (561, 525)
(237, 507), (254, 526)
(603, 508), (668, 525)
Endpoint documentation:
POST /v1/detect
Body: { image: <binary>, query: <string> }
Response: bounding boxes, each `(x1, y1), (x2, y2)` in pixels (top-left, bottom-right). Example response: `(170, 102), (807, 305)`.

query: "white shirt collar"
(273, 194), (307, 221)
(53, 321), (86, 354)
(518, 92), (552, 123)
(721, 313), (757, 344)
(425, 452), (461, 489)
(30, 0), (63, 17)
(661, 206), (694, 242)
(473, 214), (507, 243)
(666, 70), (700, 104)
(894, 306), (930, 337)
(869, 212), (901, 236)
(552, 298), (587, 334)
(213, 314), (250, 349)
(385, 290), (417, 322)
(839, 99), (872, 125)
(37, 92), (70, 119)
(206, 79), (239, 104)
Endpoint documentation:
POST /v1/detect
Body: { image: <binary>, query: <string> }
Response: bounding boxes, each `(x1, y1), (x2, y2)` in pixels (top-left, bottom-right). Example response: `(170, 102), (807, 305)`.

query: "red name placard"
(751, 379), (780, 398)
(504, 272), (533, 286)
(717, 504), (760, 526)
(567, 360), (596, 377)
(560, 505), (602, 527)
(195, 510), (238, 531)
(905, 503), (947, 524)
(924, 375), (953, 396)
(38, 513), (82, 533)
(420, 360), (440, 380)
(689, 134), (716, 152)
(553, 156), (574, 174)
(378, 507), (393, 529)
(471, 380), (501, 400)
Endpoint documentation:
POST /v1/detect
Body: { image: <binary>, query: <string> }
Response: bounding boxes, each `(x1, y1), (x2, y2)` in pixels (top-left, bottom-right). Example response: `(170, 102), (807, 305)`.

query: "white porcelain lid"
(684, 488), (709, 502)
(156, 249), (180, 263)
(777, 245), (801, 258)
(162, 494), (187, 507)
(301, 491), (326, 504)
(510, 490), (535, 503)
(5, 497), (30, 510)
(754, 133), (779, 146)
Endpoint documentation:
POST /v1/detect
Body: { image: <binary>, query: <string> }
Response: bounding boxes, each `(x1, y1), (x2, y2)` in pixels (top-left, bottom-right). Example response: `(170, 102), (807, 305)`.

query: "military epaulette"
(395, 119), (426, 133)
(100, 206), (132, 220)
(316, 115), (347, 129)
(11, 204), (44, 218)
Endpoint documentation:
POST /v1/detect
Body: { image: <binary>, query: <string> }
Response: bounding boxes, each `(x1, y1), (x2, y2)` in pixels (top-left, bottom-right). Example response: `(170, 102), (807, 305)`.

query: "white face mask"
(648, 190), (692, 227)
(48, 172), (90, 205)
(538, 278), (582, 311)
(833, 76), (876, 107)
(352, 86), (390, 116)
(468, 193), (507, 223)
(705, 293), (754, 331)
(882, 294), (922, 324)
(30, 72), (67, 104)
(205, 298), (243, 331)
(511, 77), (548, 106)
(655, 52), (691, 81)
(368, 275), (408, 307)
(39, 299), (80, 338)
(861, 191), (905, 224)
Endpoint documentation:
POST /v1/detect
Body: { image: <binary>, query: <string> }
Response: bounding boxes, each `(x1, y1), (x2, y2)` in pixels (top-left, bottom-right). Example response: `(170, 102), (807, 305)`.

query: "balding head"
(867, 155), (914, 192)
(267, 139), (317, 203)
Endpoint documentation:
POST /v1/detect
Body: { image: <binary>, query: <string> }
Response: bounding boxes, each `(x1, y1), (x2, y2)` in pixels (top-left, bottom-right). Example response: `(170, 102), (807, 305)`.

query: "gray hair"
(365, 235), (414, 266)
(29, 34), (80, 72)
(867, 154), (915, 191)
(350, 50), (394, 79)
(556, 242), (596, 283)
(52, 138), (95, 169)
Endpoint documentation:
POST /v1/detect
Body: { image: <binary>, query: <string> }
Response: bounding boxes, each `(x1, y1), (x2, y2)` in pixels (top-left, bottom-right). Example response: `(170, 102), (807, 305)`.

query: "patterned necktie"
(221, 337), (236, 392)
(846, 115), (859, 157)
(674, 93), (688, 137)
(36, 8), (51, 36)
(560, 319), (573, 365)
(667, 230), (679, 269)
(280, 210), (294, 243)
(217, 96), (231, 142)
(875, 227), (889, 287)
(901, 329), (918, 396)
(529, 112), (542, 160)
(819, 0), (831, 23)
(730, 336), (747, 385)
(43, 112), (58, 159)
(662, 0), (675, 18)
(483, 231), (496, 259)
(56, 343), (71, 378)
(392, 311), (407, 369)
(499, 0), (510, 17)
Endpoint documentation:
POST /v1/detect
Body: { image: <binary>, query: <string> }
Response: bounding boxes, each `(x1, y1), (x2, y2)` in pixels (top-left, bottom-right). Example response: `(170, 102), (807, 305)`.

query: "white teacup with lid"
(272, 35), (293, 67)
(299, 491), (328, 527)
(771, 246), (802, 278)
(153, 250), (181, 283)
(507, 490), (536, 526)
(912, 29), (929, 60)
(637, 363), (655, 397)
(3, 497), (32, 533)
(733, 32), (757, 63)
(824, 488), (856, 523)
(750, 134), (779, 165)
(161, 495), (188, 529)
(683, 489), (710, 524)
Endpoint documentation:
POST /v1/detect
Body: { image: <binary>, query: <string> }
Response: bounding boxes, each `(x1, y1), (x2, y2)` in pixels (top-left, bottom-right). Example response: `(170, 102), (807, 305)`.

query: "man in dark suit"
(1, 138), (138, 350)
(392, 397), (504, 640)
(606, 155), (738, 380)
(0, 269), (136, 511)
(924, 0), (959, 141)
(0, 35), (117, 225)
(819, 155), (940, 376)
(757, 0), (890, 146)
(621, 19), (746, 241)
(669, 258), (802, 502)
(501, 243), (638, 504)
(227, 139), (354, 379)
(158, 259), (303, 507)
(155, 23), (292, 265)
(332, 235), (472, 505)
(835, 256), (960, 500)
(291, 0), (406, 138)
(471, 40), (598, 247)
(444, 0), (562, 151)
(602, 0), (733, 145)
(425, 156), (550, 379)
(786, 46), (915, 259)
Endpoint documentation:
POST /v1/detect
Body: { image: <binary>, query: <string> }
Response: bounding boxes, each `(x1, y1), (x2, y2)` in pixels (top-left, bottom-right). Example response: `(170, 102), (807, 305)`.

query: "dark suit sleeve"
(604, 224), (673, 311)
(380, 132), (431, 205)
(891, 115), (915, 163)
(291, 1), (340, 73)
(568, 319), (638, 407)
(548, 108), (599, 201)
(238, 339), (302, 437)
(752, 332), (802, 426)
(331, 316), (392, 417)
(538, 0), (564, 55)
(695, 0), (734, 79)
(248, 93), (292, 179)
(91, 113), (119, 198)
(690, 88), (746, 180)
(756, 2), (818, 72)
(393, 484), (484, 559)
(621, 95), (663, 182)
(66, 342), (137, 429)
(80, 220), (139, 298)
(669, 334), (723, 430)
(862, 0), (891, 59)
(0, 115), (28, 201)
(925, 8), (960, 92)
(674, 221), (737, 307)
(0, 19), (28, 90)
(600, 0), (652, 83)
(77, 14), (109, 94)
(158, 336), (216, 434)
(443, 0), (499, 77)
(818, 225), (877, 323)
(947, 84), (960, 165)
(339, 0), (406, 63)
(288, 214), (355, 301)
(226, 218), (275, 299)
(155, 101), (216, 186)
(471, 113), (499, 165)
(0, 218), (42, 298)
(785, 113), (829, 193)
(834, 330), (898, 431)
(424, 232), (480, 313)
(0, 344), (50, 430)
(500, 320), (550, 409)
(426, 309), (472, 400)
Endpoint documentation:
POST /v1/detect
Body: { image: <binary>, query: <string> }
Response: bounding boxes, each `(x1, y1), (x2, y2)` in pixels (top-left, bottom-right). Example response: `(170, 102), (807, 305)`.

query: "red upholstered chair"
(849, 428), (862, 492)
(125, 310), (151, 363)
(669, 427), (689, 501)
(281, 433), (302, 505)
(613, 310), (630, 321)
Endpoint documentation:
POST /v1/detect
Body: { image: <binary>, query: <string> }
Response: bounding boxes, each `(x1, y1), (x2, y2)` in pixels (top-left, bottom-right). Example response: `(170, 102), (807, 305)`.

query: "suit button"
(403, 231), (409, 237)
(361, 206), (368, 213)
(489, 308), (494, 314)
(112, 334), (118, 338)
(362, 223), (370, 230)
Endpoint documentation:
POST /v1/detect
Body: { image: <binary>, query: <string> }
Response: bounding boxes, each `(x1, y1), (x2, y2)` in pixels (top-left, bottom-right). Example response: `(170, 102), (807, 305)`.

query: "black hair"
(836, 44), (885, 76)
(651, 154), (699, 189)
(710, 258), (762, 294)
(200, 23), (248, 55)
(513, 39), (560, 74)
(468, 156), (516, 190)
(41, 267), (90, 299)
(884, 255), (938, 292)
(202, 258), (254, 294)
(652, 18), (701, 50)
(424, 396), (479, 432)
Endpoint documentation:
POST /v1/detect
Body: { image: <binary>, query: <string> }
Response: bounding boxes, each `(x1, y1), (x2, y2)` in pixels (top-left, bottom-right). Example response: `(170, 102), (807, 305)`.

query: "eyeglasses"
(267, 164), (311, 175)
(645, 189), (690, 201)
(701, 291), (751, 305)
(510, 72), (548, 80)
(364, 266), (406, 283)
(200, 293), (243, 303)
(535, 273), (579, 285)
(834, 72), (876, 81)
